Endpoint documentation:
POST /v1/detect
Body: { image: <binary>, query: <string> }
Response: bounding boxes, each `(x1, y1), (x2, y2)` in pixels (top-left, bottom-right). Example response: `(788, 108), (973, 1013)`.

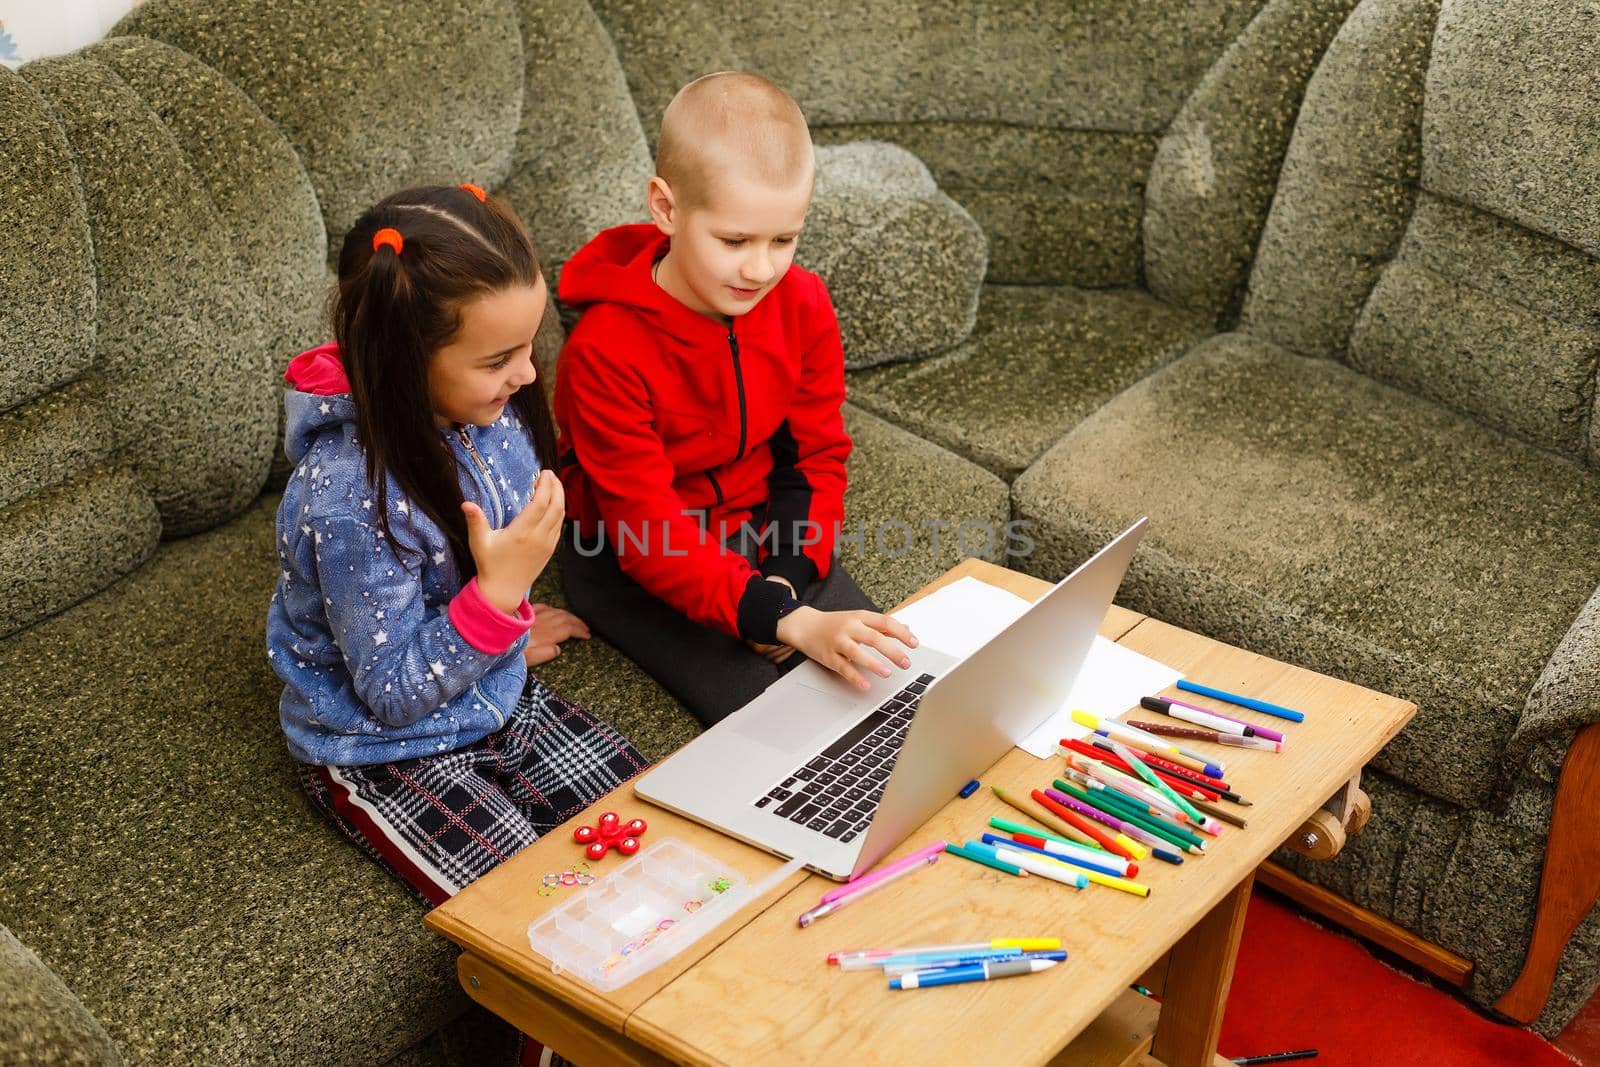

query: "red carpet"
(1219, 891), (1575, 1066)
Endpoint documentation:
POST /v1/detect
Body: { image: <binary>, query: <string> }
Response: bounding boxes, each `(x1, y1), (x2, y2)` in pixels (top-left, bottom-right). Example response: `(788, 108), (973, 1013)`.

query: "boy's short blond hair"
(655, 72), (815, 211)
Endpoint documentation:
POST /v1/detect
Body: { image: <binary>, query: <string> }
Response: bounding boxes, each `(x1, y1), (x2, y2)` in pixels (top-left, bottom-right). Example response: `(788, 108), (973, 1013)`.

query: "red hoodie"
(554, 224), (851, 644)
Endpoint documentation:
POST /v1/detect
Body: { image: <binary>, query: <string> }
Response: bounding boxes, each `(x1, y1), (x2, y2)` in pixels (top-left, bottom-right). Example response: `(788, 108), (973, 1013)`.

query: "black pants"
(560, 529), (877, 727)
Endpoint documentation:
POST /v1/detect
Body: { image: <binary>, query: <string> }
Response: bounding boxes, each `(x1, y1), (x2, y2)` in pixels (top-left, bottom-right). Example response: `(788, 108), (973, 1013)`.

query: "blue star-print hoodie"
(266, 343), (540, 766)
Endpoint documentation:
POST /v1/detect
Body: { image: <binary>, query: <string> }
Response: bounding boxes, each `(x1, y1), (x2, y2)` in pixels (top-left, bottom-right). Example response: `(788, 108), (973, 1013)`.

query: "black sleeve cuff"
(759, 553), (819, 598)
(736, 574), (803, 644)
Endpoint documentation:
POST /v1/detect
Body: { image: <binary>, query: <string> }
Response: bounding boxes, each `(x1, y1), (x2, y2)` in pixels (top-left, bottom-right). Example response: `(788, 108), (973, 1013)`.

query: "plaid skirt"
(300, 674), (648, 907)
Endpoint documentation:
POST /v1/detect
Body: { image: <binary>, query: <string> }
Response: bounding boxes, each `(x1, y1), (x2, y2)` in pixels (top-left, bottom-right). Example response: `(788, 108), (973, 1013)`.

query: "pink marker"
(798, 840), (946, 927)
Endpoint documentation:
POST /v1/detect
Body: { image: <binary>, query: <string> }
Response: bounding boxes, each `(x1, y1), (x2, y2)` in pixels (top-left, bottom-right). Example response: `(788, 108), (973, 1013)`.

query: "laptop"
(633, 518), (1148, 880)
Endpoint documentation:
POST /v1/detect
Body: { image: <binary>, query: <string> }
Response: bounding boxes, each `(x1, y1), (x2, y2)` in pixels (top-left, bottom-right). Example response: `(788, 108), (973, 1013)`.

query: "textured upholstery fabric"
(0, 67), (160, 638)
(22, 52), (278, 535)
(1144, 0), (1361, 323)
(847, 285), (1209, 479)
(0, 497), (468, 1065)
(1513, 585), (1600, 785)
(1012, 333), (1600, 807)
(591, 0), (1265, 135)
(0, 69), (95, 410)
(115, 0), (525, 252)
(814, 124), (1154, 288)
(591, 0), (1266, 287)
(1240, 0), (1438, 359)
(0, 925), (122, 1066)
(500, 0), (653, 269)
(800, 142), (987, 367)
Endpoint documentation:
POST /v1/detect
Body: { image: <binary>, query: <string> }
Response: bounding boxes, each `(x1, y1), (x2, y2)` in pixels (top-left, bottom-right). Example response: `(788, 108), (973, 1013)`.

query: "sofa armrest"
(0, 922), (122, 1065)
(1511, 582), (1600, 782)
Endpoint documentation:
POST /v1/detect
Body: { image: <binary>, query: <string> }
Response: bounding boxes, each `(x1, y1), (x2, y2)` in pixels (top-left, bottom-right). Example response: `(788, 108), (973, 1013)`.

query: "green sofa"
(4, 0), (1598, 1061)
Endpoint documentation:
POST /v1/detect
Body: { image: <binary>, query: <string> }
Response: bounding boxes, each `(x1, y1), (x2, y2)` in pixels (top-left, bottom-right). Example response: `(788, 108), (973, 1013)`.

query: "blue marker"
(979, 834), (1127, 878)
(1177, 680), (1306, 723)
(889, 953), (1064, 990)
(959, 779), (980, 799)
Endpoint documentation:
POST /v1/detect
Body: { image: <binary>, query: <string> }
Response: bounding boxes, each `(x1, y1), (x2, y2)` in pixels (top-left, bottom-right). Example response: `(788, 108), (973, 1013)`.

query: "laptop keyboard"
(752, 673), (935, 843)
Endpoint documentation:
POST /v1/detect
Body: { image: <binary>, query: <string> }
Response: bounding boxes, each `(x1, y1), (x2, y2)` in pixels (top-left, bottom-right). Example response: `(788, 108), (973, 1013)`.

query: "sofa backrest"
(0, 34), (327, 637)
(589, 0), (1269, 290)
(1242, 0), (1600, 468)
(1, 0), (624, 638)
(115, 0), (653, 270)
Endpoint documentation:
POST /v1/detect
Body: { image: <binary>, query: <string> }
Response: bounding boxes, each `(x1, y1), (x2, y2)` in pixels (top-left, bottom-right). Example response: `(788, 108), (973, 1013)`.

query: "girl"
(266, 184), (643, 1067)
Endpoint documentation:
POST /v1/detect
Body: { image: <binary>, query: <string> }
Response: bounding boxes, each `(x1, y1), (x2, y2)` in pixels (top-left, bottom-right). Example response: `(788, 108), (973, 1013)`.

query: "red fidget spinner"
(572, 811), (648, 860)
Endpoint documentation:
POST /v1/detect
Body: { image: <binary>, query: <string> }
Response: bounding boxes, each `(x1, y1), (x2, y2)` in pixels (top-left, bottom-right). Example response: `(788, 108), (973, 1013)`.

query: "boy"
(554, 71), (917, 726)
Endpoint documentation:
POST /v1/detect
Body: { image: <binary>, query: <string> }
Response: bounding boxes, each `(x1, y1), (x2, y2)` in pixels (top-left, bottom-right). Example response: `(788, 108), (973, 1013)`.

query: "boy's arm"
(313, 514), (533, 727)
(560, 340), (801, 644)
(760, 274), (852, 595)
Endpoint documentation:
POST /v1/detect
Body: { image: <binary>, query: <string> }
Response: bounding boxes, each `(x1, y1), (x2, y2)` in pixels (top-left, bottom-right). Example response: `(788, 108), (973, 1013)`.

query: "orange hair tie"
(460, 183), (487, 202)
(371, 227), (403, 254)
(372, 227), (404, 255)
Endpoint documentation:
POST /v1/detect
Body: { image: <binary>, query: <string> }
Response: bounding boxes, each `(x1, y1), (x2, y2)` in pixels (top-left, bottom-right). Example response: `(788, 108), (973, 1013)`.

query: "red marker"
(1031, 788), (1137, 861)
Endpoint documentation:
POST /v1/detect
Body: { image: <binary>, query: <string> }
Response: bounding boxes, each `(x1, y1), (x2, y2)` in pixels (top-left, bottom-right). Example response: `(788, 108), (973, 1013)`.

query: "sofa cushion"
(800, 142), (987, 367)
(499, 0), (653, 269)
(116, 0), (525, 251)
(1143, 0), (1361, 324)
(846, 286), (1209, 480)
(0, 68), (160, 638)
(814, 124), (1154, 288)
(22, 51), (289, 537)
(0, 923), (122, 1066)
(0, 497), (467, 1065)
(0, 68), (95, 410)
(1240, 0), (1437, 361)
(1012, 332), (1600, 808)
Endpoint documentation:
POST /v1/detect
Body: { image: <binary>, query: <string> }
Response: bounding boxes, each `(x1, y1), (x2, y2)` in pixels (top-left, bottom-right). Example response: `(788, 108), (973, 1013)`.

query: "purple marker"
(1044, 788), (1156, 846)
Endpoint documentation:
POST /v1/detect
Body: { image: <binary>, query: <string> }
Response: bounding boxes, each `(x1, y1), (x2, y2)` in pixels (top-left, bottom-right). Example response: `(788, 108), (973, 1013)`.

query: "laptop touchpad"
(729, 679), (859, 753)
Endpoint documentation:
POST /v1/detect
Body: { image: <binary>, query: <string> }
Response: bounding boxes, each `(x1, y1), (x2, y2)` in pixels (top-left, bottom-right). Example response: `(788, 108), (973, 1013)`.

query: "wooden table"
(426, 559), (1415, 1066)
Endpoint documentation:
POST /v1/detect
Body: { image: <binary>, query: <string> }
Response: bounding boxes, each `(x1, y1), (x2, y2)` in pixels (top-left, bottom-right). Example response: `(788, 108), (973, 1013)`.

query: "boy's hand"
(774, 607), (918, 690)
(463, 469), (565, 614)
(523, 605), (591, 667)
(745, 575), (798, 662)
(745, 638), (797, 664)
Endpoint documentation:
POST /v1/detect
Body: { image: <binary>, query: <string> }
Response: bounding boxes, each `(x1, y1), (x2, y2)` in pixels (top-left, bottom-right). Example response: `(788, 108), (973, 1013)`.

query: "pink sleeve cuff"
(448, 577), (536, 655)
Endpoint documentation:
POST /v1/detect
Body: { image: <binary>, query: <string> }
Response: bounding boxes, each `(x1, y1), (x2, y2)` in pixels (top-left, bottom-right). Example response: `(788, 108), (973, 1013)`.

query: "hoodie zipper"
(456, 425), (504, 524)
(726, 322), (748, 461)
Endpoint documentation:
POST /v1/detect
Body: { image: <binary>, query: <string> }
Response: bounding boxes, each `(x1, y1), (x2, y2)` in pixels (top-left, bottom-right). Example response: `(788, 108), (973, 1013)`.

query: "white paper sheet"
(890, 576), (1183, 759)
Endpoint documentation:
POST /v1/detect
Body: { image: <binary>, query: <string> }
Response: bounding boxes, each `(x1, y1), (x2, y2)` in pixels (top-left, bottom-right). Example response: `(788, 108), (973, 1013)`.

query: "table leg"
(1147, 873), (1254, 1067)
(455, 952), (674, 1067)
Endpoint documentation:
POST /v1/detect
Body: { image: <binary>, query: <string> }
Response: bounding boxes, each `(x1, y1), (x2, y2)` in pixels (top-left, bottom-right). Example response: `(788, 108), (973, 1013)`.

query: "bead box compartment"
(526, 838), (745, 991)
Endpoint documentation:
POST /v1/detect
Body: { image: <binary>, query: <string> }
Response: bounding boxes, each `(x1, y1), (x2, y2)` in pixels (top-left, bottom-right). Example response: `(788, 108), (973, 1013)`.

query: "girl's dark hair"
(333, 184), (557, 579)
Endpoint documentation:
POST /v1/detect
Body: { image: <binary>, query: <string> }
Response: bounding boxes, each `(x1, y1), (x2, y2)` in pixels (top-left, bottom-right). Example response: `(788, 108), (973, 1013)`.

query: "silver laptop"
(633, 519), (1147, 880)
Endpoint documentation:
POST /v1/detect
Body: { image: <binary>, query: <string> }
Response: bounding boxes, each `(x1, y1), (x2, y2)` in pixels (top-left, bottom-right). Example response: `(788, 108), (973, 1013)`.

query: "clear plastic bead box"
(526, 838), (747, 991)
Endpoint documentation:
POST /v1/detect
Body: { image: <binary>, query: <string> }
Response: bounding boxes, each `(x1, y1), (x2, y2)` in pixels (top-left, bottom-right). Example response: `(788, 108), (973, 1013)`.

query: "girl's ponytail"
(332, 185), (555, 579)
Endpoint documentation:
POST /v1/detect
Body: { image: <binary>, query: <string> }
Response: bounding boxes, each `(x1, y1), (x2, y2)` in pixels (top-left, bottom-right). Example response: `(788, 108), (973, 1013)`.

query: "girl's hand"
(774, 607), (918, 690)
(463, 469), (565, 614)
(524, 605), (591, 667)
